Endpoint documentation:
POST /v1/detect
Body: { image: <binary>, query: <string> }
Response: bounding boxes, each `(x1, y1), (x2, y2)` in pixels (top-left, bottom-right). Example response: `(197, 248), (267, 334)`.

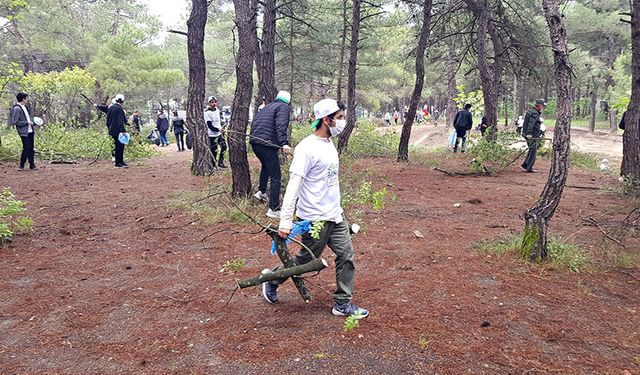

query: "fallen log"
(237, 258), (328, 290)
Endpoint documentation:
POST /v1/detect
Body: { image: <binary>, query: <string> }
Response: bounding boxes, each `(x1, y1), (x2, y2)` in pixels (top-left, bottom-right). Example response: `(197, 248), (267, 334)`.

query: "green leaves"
(0, 187), (32, 245)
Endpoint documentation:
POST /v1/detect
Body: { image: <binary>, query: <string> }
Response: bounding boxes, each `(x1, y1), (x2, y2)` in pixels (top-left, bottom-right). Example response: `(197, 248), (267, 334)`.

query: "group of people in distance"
(452, 99), (547, 173)
(9, 89), (369, 319)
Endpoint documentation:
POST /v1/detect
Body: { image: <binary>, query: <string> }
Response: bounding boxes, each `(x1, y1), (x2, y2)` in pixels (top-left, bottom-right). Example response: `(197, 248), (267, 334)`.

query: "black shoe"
(121, 162), (129, 167)
(218, 162), (227, 168)
(17, 166), (25, 171)
(520, 164), (527, 171)
(526, 169), (537, 173)
(29, 165), (38, 170)
(115, 163), (128, 169)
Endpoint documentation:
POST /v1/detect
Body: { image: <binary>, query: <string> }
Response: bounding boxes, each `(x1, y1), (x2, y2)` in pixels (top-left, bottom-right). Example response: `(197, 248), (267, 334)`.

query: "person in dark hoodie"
(10, 92), (38, 171)
(95, 94), (128, 168)
(249, 90), (292, 219)
(521, 99), (546, 173)
(156, 109), (170, 147)
(453, 103), (473, 152)
(171, 110), (186, 152)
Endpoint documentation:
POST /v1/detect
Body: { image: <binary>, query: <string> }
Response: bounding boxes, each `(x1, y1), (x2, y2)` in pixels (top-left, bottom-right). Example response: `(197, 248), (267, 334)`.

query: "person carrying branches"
(521, 99), (546, 173)
(261, 98), (369, 319)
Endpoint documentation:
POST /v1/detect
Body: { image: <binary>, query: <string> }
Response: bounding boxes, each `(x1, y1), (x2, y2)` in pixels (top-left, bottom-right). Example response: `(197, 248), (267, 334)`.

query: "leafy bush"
(0, 187), (33, 245)
(344, 120), (399, 158)
(0, 123), (155, 161)
(467, 133), (520, 173)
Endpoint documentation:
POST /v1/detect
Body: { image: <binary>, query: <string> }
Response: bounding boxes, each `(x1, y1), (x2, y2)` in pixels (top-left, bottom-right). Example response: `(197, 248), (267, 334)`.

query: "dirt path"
(403, 124), (624, 160)
(0, 146), (638, 374)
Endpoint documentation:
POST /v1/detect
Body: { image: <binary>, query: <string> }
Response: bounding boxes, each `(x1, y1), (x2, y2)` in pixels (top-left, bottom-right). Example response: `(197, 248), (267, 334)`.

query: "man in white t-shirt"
(204, 96), (226, 168)
(261, 98), (368, 319)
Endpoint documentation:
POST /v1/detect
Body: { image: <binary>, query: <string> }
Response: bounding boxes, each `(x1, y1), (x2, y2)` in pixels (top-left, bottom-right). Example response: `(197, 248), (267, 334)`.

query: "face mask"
(330, 119), (346, 137)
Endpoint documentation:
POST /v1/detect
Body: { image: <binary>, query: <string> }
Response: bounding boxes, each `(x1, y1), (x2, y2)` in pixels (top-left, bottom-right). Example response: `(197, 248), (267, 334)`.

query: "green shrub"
(0, 187), (33, 244)
(0, 123), (155, 161)
(467, 134), (519, 173)
(346, 120), (399, 158)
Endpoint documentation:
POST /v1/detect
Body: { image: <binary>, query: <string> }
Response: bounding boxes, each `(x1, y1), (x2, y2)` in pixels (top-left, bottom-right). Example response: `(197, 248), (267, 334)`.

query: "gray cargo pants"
(269, 220), (355, 305)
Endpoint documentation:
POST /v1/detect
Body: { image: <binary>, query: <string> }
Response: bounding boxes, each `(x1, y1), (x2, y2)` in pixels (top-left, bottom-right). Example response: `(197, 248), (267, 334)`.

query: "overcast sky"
(141, 0), (190, 40)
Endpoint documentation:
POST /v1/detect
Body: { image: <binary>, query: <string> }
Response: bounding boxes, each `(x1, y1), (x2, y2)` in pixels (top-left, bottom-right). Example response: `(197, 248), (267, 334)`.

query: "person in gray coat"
(521, 99), (546, 173)
(10, 92), (37, 170)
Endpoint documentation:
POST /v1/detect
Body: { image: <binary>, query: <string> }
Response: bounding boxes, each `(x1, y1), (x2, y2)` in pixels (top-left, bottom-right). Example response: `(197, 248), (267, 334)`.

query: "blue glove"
(270, 220), (312, 255)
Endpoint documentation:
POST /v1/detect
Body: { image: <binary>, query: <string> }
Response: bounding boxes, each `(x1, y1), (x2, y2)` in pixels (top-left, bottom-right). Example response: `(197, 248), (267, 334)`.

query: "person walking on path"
(249, 90), (292, 218)
(261, 98), (369, 319)
(453, 103), (473, 152)
(10, 92), (38, 171)
(204, 96), (224, 167)
(95, 94), (129, 168)
(521, 99), (546, 173)
(156, 109), (170, 147)
(479, 115), (488, 136)
(171, 110), (186, 152)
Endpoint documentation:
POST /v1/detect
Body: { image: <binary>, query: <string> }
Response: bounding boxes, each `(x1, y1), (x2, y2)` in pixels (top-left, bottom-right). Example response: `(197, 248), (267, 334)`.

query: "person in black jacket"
(619, 110), (627, 130)
(95, 94), (129, 168)
(521, 99), (546, 173)
(156, 109), (170, 147)
(171, 110), (186, 151)
(131, 110), (142, 134)
(453, 103), (473, 152)
(249, 90), (292, 219)
(10, 92), (37, 170)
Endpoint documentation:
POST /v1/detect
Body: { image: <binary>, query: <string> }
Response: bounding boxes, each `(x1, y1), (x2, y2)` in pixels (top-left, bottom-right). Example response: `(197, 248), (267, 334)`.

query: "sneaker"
(266, 209), (280, 219)
(29, 165), (38, 170)
(17, 166), (25, 171)
(217, 162), (228, 169)
(332, 301), (369, 319)
(253, 191), (267, 201)
(115, 164), (128, 169)
(121, 162), (129, 167)
(261, 269), (278, 304)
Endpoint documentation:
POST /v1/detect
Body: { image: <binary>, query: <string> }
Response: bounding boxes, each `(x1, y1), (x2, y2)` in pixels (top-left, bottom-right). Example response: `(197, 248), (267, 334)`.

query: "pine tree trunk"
(229, 0), (255, 197)
(522, 0), (573, 261)
(446, 43), (457, 129)
(259, 0), (278, 102)
(186, 0), (216, 176)
(337, 0), (361, 154)
(464, 0), (505, 141)
(398, 0), (433, 161)
(621, 0), (640, 181)
(589, 86), (597, 133)
(336, 0), (348, 102)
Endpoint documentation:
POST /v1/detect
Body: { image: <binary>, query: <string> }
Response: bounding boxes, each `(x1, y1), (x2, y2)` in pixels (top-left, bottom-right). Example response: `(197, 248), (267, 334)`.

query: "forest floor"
(1, 132), (639, 374)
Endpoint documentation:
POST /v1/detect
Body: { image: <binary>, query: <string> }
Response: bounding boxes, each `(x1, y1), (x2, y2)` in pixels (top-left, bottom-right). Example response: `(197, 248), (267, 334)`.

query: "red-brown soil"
(1, 148), (638, 374)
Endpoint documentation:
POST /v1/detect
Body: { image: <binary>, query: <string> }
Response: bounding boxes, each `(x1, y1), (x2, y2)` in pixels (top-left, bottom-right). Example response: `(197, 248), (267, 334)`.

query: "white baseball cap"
(114, 93), (125, 102)
(311, 98), (340, 128)
(275, 90), (291, 104)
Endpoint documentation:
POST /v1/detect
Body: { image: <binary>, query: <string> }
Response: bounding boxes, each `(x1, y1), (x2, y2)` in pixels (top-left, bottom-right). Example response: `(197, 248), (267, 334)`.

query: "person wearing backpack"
(10, 92), (38, 171)
(171, 110), (186, 152)
(453, 103), (473, 152)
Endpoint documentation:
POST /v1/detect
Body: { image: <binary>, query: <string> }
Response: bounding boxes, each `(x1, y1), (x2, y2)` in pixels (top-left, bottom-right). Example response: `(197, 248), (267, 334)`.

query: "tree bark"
(398, 0), (433, 161)
(522, 0), (573, 261)
(588, 85), (597, 133)
(186, 0), (216, 175)
(446, 42), (457, 129)
(621, 0), (640, 181)
(337, 0), (361, 154)
(336, 0), (348, 102)
(464, 0), (505, 141)
(229, 0), (255, 197)
(259, 0), (278, 103)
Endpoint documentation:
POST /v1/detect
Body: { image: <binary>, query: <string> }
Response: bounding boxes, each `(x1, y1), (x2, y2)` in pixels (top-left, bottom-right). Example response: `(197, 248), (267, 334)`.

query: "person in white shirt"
(204, 96), (226, 168)
(261, 98), (369, 319)
(10, 92), (37, 170)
